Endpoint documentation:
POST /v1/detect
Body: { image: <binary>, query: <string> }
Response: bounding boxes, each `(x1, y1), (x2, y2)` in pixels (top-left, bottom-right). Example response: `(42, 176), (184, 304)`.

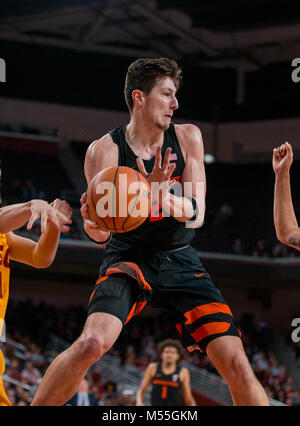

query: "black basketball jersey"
(106, 123), (195, 252)
(150, 362), (182, 406)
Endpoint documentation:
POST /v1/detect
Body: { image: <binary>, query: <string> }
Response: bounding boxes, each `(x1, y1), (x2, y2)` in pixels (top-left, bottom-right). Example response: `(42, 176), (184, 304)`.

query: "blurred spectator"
(272, 242), (289, 258)
(253, 239), (268, 257)
(104, 374), (117, 395)
(20, 361), (41, 386)
(66, 378), (99, 406)
(232, 238), (244, 255)
(214, 203), (233, 225)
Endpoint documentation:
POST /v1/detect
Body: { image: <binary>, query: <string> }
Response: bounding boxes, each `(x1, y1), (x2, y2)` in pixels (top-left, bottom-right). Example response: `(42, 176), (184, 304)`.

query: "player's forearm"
(274, 172), (299, 244)
(135, 388), (145, 405)
(163, 194), (205, 226)
(32, 222), (61, 268)
(0, 201), (32, 233)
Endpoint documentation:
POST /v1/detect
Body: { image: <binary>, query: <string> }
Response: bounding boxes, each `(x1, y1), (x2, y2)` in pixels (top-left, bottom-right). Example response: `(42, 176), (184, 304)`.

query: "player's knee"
(74, 335), (109, 363)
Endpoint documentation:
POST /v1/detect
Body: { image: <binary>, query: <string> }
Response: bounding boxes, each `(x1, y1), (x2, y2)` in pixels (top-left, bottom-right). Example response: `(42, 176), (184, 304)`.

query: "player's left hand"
(137, 146), (177, 204)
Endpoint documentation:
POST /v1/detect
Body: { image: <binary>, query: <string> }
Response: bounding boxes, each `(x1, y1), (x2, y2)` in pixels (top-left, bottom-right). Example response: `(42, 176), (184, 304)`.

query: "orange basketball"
(87, 166), (151, 233)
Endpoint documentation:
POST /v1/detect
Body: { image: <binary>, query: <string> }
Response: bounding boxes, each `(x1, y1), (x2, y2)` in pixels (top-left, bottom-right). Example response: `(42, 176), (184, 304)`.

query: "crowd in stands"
(1, 299), (300, 406)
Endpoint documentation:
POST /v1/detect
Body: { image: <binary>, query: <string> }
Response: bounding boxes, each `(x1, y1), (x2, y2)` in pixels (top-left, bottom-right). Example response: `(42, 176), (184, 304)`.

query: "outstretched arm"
(6, 199), (72, 268)
(273, 142), (300, 249)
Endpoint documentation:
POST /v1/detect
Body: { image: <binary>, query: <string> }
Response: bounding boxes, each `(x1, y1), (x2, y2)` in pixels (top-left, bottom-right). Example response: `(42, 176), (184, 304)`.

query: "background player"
(136, 339), (196, 406)
(31, 57), (269, 406)
(0, 166), (72, 405)
(273, 142), (300, 250)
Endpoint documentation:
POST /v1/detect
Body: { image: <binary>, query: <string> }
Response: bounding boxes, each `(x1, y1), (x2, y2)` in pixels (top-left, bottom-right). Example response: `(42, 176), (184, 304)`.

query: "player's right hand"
(272, 142), (293, 176)
(27, 199), (72, 234)
(80, 192), (110, 242)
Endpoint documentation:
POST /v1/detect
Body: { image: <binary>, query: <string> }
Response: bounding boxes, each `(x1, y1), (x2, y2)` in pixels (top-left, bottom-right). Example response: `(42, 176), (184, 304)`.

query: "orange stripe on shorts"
(89, 275), (109, 303)
(191, 322), (231, 342)
(184, 302), (232, 325)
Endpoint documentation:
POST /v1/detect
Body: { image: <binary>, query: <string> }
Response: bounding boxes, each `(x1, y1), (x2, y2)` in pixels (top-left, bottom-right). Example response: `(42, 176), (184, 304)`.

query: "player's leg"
(31, 274), (141, 406)
(206, 335), (269, 406)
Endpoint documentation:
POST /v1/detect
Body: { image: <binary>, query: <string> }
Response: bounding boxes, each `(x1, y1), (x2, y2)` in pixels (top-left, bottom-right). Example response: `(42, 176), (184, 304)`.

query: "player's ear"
(132, 89), (145, 108)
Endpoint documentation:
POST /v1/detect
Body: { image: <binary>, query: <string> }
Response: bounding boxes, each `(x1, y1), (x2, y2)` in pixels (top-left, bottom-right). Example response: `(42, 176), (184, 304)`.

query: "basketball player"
(273, 142), (300, 250)
(0, 167), (72, 405)
(31, 58), (269, 406)
(136, 339), (196, 406)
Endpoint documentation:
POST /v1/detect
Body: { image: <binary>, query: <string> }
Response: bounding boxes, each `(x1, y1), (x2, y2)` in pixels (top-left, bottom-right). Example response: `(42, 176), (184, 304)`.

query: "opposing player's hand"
(27, 200), (72, 234)
(50, 199), (73, 232)
(273, 142), (293, 176)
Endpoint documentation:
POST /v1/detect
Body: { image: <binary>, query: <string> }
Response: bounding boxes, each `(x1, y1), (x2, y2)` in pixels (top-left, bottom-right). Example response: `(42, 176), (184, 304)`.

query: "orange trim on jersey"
(89, 275), (109, 303)
(184, 302), (232, 325)
(191, 321), (231, 342)
(152, 380), (179, 388)
(161, 386), (167, 399)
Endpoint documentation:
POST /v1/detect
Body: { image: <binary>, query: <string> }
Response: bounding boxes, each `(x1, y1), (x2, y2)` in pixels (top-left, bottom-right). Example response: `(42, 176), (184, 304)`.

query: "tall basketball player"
(0, 167), (72, 405)
(32, 58), (269, 406)
(136, 339), (196, 406)
(273, 142), (300, 249)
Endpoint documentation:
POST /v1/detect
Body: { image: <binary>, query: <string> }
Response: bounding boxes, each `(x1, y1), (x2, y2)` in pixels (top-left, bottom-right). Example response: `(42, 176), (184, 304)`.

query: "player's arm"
(81, 135), (118, 247)
(0, 199), (71, 234)
(6, 199), (72, 268)
(273, 142), (300, 250)
(180, 367), (197, 406)
(161, 124), (205, 227)
(136, 363), (157, 406)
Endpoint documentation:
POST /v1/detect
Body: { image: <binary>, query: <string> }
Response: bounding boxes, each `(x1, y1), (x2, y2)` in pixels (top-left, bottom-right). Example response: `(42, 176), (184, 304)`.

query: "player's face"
(161, 346), (180, 365)
(143, 77), (179, 131)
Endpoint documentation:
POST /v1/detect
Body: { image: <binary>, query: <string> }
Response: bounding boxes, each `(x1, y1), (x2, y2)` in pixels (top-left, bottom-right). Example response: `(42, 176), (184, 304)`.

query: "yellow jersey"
(0, 233), (10, 336)
(0, 233), (11, 406)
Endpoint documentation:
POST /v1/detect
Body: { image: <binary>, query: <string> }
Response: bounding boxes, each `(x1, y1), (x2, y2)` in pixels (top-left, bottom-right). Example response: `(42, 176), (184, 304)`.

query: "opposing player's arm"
(81, 135), (119, 246)
(136, 362), (157, 406)
(180, 367), (197, 406)
(166, 124), (206, 228)
(273, 142), (300, 250)
(7, 225), (59, 268)
(5, 199), (72, 268)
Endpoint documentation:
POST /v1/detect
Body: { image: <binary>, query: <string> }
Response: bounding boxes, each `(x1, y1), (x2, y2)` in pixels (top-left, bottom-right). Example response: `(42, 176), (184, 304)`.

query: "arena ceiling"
(1, 0), (300, 72)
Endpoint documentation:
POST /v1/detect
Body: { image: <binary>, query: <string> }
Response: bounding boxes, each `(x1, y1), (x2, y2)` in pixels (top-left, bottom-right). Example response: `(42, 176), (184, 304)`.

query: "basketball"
(87, 166), (151, 233)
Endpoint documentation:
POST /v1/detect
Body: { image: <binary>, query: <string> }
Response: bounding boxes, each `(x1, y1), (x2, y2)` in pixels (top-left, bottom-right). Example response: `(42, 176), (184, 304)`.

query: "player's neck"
(126, 116), (164, 148)
(162, 361), (176, 371)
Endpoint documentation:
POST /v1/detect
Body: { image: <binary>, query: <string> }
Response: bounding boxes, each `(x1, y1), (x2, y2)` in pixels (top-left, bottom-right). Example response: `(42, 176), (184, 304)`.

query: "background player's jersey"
(107, 123), (195, 252)
(150, 362), (182, 406)
(0, 233), (10, 335)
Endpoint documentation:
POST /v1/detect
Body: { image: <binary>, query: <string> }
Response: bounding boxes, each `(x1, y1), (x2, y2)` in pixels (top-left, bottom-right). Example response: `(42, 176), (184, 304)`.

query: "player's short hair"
(124, 57), (182, 112)
(158, 339), (182, 356)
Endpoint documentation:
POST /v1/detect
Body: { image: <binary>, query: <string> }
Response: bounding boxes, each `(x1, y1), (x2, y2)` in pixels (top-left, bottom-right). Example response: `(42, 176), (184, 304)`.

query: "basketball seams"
(122, 169), (142, 231)
(112, 167), (119, 233)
